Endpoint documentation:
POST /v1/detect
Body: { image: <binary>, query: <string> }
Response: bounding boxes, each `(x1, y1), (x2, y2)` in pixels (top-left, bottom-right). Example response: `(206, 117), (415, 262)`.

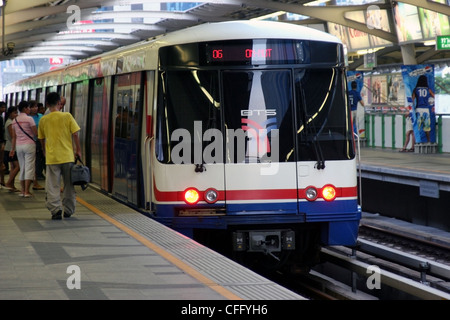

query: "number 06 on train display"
(4, 21), (361, 270)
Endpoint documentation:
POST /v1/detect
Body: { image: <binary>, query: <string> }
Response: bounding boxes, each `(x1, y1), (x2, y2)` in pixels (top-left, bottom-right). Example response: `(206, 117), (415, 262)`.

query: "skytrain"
(4, 20), (361, 270)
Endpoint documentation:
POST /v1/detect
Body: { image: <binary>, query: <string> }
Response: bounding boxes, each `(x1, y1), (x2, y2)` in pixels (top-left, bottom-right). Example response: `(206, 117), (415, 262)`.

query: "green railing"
(364, 114), (443, 153)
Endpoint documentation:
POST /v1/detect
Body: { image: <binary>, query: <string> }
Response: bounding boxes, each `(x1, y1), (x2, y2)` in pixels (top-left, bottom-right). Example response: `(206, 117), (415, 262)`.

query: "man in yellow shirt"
(38, 92), (82, 220)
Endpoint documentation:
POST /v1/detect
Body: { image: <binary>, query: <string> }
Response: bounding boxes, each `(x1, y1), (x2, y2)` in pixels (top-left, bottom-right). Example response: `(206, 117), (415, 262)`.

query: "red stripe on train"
(154, 181), (357, 202)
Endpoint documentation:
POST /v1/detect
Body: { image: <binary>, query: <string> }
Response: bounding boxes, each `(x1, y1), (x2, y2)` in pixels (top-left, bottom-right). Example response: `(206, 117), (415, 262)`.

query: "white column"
(400, 44), (417, 65)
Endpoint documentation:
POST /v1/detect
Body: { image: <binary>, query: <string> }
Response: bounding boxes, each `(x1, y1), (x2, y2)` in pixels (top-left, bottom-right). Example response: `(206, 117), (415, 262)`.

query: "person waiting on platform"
(38, 92), (81, 220)
(348, 81), (364, 134)
(0, 101), (7, 187)
(9, 101), (38, 197)
(3, 106), (20, 191)
(37, 102), (45, 115)
(400, 112), (415, 152)
(29, 100), (46, 186)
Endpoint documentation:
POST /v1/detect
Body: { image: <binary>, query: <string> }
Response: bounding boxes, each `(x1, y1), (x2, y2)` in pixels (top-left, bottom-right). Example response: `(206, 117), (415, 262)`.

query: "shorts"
(405, 116), (413, 132)
(416, 108), (431, 132)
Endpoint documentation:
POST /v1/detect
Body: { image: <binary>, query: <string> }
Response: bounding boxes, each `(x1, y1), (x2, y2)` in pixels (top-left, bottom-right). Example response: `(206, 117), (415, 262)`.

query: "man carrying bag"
(38, 92), (82, 220)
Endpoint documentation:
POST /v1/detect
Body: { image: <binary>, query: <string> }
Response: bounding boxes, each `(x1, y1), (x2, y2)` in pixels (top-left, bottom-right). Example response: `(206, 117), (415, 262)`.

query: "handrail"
(354, 131), (362, 208)
(144, 135), (154, 211)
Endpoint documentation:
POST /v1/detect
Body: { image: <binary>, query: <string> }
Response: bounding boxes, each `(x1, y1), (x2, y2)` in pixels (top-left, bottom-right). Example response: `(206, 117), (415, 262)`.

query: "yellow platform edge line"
(76, 196), (243, 300)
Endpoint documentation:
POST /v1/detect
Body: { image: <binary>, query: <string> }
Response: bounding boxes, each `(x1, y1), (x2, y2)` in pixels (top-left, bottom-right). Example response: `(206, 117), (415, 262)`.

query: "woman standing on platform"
(9, 101), (38, 198)
(400, 111), (415, 152)
(29, 100), (45, 189)
(0, 101), (6, 187)
(4, 106), (20, 191)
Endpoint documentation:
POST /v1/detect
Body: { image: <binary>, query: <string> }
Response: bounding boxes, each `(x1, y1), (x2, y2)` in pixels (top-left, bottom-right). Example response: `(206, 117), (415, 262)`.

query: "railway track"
(358, 224), (450, 266)
(266, 223), (450, 300)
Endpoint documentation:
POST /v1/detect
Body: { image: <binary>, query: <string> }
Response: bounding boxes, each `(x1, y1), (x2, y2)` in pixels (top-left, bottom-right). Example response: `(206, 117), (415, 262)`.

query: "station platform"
(357, 146), (450, 232)
(0, 185), (305, 301)
(358, 146), (450, 191)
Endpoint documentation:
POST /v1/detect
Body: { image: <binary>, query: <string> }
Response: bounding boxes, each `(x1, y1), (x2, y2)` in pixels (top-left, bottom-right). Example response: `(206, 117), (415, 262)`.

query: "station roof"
(1, 0), (449, 70)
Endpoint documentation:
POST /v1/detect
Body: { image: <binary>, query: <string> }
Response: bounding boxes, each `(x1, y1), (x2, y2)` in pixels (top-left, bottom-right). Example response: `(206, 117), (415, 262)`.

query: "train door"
(89, 77), (112, 192)
(142, 71), (155, 210)
(222, 69), (299, 215)
(61, 84), (72, 113)
(36, 88), (45, 106)
(111, 72), (143, 207)
(14, 92), (20, 106)
(72, 80), (89, 163)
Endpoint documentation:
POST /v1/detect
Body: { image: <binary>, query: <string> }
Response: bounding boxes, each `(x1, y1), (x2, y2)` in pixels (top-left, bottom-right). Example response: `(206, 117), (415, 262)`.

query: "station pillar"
(400, 44), (417, 65)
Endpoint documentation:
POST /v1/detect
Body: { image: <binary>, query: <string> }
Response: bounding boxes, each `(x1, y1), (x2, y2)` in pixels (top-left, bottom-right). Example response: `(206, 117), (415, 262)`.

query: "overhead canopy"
(1, 0), (450, 69)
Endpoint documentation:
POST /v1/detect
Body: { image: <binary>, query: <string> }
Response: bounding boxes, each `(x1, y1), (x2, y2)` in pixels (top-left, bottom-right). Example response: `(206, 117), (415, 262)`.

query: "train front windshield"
(156, 39), (354, 166)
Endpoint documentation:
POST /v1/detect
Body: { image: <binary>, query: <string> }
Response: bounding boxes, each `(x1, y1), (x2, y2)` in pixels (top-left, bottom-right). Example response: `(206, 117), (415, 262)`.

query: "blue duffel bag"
(71, 156), (90, 190)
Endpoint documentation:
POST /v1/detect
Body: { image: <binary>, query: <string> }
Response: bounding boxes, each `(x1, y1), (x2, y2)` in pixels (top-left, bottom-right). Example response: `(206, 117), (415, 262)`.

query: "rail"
(321, 247), (450, 300)
(356, 238), (450, 282)
(354, 131), (362, 208)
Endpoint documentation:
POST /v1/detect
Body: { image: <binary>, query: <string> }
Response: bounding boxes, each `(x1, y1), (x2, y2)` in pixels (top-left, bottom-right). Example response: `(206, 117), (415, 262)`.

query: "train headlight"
(322, 185), (336, 201)
(305, 186), (318, 201)
(184, 188), (200, 205)
(204, 188), (218, 204)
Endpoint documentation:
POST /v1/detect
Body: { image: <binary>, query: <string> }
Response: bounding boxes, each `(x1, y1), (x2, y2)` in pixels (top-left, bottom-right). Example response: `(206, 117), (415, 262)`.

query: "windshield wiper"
(300, 88), (325, 170)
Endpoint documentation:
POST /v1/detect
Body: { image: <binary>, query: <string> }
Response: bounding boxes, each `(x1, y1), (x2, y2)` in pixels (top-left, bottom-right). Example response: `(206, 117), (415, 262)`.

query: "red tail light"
(184, 188), (200, 205)
(322, 185), (336, 201)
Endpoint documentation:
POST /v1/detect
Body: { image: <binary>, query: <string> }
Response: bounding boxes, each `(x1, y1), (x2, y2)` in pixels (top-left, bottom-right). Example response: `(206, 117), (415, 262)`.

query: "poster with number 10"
(401, 64), (435, 144)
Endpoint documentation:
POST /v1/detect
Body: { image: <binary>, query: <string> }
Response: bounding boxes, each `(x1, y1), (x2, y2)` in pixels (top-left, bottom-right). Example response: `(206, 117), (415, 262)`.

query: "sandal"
(23, 193), (33, 198)
(399, 149), (407, 152)
(407, 148), (414, 152)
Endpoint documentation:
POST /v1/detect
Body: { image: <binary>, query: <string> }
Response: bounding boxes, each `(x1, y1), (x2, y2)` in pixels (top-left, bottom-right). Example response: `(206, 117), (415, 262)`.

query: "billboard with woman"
(401, 65), (436, 143)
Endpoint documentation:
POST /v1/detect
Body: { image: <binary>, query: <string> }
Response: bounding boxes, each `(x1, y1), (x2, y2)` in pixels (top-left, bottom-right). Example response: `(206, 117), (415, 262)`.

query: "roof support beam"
(398, 0), (450, 16)
(240, 0), (397, 43)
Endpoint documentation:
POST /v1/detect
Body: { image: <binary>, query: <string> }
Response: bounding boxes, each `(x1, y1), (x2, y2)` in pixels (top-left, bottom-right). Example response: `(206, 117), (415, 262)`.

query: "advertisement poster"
(435, 65), (450, 114)
(387, 73), (405, 106)
(371, 75), (387, 104)
(392, 2), (422, 43)
(418, 0), (450, 39)
(401, 65), (436, 143)
(327, 9), (392, 52)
